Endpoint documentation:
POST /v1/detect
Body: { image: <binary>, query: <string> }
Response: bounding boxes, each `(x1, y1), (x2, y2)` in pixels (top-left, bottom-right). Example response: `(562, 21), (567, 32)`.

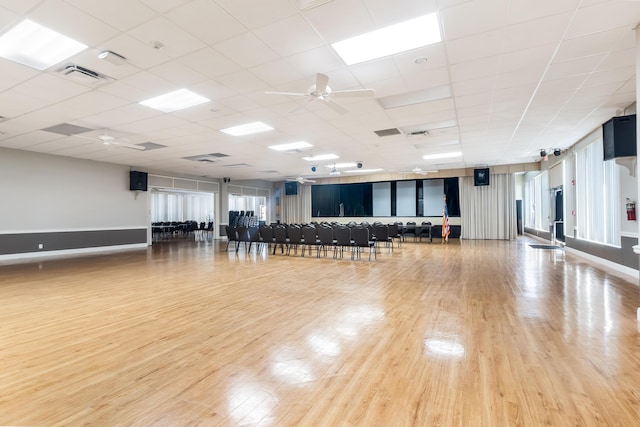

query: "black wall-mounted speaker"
(129, 171), (148, 191)
(474, 168), (490, 186)
(603, 114), (636, 161)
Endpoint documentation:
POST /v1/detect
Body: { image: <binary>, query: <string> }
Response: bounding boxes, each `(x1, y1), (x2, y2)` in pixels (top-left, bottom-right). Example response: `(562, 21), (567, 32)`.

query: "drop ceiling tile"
(103, 71), (175, 102)
(166, 0), (246, 45)
(214, 0), (298, 29)
(302, 0), (375, 43)
(285, 47), (345, 78)
(117, 114), (190, 134)
(249, 59), (307, 87)
(555, 27), (631, 62)
(499, 43), (557, 74)
(403, 66), (451, 91)
(0, 0), (41, 14)
(148, 61), (209, 86)
(566, 1), (640, 39)
(445, 29), (503, 64)
(77, 103), (162, 129)
(393, 44), (448, 75)
(128, 16), (206, 59)
(507, 0), (579, 25)
(216, 70), (269, 95)
(52, 91), (132, 119)
(254, 15), (325, 57)
(495, 68), (545, 90)
(363, 0), (437, 26)
(503, 12), (573, 53)
(596, 48), (636, 71)
(583, 66), (634, 88)
(451, 76), (495, 96)
(545, 54), (606, 80)
(96, 34), (170, 70)
(137, 0), (190, 13)
(214, 33), (280, 69)
(450, 56), (499, 82)
(31, 0), (119, 46)
(0, 58), (40, 92)
(440, 0), (510, 40)
(64, 0), (156, 32)
(349, 58), (400, 85)
(12, 74), (90, 110)
(179, 48), (242, 80)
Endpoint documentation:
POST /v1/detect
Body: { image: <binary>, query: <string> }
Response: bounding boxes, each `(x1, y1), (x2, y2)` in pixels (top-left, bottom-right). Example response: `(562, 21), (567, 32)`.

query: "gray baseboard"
(0, 229), (147, 255)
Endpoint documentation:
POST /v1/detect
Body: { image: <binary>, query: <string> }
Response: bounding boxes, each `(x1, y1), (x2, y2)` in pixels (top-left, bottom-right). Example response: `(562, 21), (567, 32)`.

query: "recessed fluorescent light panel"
(331, 13), (441, 65)
(303, 154), (339, 161)
(423, 151), (462, 160)
(140, 89), (210, 112)
(269, 141), (312, 151)
(0, 19), (87, 70)
(345, 169), (384, 173)
(325, 162), (357, 169)
(220, 121), (274, 136)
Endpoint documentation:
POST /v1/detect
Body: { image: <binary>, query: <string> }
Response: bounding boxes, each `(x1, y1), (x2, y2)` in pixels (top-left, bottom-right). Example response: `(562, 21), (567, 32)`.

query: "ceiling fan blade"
(304, 179), (316, 183)
(325, 99), (348, 115)
(315, 73), (329, 93)
(331, 88), (375, 97)
(265, 91), (308, 96)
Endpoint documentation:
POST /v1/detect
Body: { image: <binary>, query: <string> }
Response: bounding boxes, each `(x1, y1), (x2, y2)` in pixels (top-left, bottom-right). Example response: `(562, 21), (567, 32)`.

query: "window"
(228, 194), (267, 221)
(151, 191), (214, 223)
(575, 139), (619, 246)
(524, 171), (549, 232)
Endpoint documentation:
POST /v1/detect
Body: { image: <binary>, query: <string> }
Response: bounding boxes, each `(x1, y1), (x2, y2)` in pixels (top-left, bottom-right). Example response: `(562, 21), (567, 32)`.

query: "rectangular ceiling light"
(220, 121), (274, 136)
(302, 154), (339, 161)
(345, 169), (383, 173)
(0, 20), (87, 70)
(140, 89), (210, 112)
(331, 13), (441, 65)
(423, 151), (462, 160)
(325, 162), (357, 169)
(269, 141), (312, 151)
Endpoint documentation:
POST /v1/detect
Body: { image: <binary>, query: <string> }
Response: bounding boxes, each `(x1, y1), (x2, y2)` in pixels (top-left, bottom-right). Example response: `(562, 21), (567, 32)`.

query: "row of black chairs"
(225, 223), (401, 261)
(152, 221), (213, 239)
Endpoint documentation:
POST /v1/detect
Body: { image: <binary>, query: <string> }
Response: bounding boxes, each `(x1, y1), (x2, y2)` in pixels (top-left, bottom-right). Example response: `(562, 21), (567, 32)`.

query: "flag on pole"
(442, 195), (450, 243)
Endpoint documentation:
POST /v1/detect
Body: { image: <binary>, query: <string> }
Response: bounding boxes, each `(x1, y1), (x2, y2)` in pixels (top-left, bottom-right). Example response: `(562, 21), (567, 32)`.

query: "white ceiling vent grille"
(57, 64), (112, 85)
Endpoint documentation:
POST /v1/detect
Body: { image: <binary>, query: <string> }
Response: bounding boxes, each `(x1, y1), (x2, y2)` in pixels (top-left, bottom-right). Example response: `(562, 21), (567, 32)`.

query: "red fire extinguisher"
(626, 199), (636, 221)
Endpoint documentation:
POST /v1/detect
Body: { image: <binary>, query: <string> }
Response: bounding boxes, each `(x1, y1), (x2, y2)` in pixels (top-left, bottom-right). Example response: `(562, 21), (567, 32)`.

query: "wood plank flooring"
(0, 237), (639, 426)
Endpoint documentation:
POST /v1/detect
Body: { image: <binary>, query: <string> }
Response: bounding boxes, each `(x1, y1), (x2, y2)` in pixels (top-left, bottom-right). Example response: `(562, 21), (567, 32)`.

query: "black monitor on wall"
(285, 181), (298, 195)
(474, 168), (490, 186)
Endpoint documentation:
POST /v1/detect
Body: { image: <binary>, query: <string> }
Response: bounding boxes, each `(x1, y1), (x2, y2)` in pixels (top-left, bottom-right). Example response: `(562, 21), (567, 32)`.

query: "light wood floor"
(1, 237), (639, 426)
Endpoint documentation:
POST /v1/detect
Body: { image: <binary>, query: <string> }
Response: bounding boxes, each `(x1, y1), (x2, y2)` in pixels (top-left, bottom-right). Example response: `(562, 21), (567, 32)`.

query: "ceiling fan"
(71, 130), (145, 151)
(265, 72), (375, 114)
(286, 176), (316, 184)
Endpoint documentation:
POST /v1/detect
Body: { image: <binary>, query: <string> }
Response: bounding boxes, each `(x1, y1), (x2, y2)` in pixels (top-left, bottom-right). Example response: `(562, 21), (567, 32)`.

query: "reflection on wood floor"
(0, 237), (639, 426)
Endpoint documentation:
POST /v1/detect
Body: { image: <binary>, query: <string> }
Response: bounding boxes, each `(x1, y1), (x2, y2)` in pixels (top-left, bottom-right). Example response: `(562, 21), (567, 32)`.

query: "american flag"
(442, 195), (450, 243)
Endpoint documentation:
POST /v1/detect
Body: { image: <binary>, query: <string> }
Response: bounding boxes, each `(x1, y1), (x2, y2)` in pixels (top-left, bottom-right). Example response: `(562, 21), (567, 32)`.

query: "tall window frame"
(574, 139), (620, 247)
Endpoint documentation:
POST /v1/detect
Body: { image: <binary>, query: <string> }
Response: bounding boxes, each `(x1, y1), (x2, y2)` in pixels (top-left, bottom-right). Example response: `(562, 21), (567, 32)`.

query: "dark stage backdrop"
(312, 178), (459, 218)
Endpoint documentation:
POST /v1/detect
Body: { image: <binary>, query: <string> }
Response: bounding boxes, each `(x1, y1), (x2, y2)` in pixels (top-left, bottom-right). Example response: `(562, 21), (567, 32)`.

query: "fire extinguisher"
(626, 198), (636, 221)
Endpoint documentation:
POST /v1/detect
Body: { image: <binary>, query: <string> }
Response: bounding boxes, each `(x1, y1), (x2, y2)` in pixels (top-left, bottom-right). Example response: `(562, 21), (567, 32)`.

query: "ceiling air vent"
(57, 64), (112, 85)
(374, 128), (401, 137)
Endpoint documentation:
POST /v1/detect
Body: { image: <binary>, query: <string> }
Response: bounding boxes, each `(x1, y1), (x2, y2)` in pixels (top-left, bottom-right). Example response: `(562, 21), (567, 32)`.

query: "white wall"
(0, 148), (147, 232)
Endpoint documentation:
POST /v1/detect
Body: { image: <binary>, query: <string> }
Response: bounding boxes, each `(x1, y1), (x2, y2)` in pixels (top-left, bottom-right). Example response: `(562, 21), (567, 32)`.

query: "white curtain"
(281, 184), (312, 224)
(575, 143), (620, 246)
(460, 173), (517, 240)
